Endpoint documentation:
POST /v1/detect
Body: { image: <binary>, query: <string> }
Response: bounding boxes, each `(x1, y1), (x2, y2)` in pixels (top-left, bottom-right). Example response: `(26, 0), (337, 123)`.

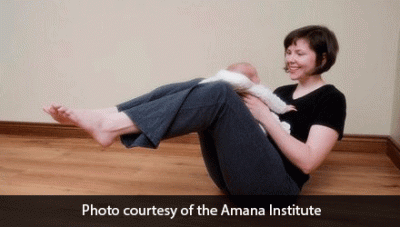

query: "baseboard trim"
(1, 121), (398, 168)
(0, 121), (90, 138)
(333, 134), (389, 153)
(0, 121), (198, 143)
(387, 137), (400, 170)
(0, 121), (390, 148)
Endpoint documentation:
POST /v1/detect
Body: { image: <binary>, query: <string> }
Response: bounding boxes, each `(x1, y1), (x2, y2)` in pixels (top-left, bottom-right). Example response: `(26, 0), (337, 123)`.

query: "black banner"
(1, 196), (399, 227)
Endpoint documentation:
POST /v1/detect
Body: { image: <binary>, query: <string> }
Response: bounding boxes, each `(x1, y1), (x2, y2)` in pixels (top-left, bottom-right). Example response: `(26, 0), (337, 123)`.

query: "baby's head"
(226, 62), (260, 84)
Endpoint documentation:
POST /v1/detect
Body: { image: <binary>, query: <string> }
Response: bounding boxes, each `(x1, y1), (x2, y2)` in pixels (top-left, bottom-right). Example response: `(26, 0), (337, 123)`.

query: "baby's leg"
(199, 70), (253, 91)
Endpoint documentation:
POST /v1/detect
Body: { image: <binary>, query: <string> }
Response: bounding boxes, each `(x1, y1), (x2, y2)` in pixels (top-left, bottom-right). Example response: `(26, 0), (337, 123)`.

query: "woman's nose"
(286, 54), (295, 63)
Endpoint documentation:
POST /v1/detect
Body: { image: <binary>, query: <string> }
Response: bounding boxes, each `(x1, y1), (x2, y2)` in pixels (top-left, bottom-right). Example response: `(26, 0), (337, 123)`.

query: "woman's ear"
(322, 53), (327, 66)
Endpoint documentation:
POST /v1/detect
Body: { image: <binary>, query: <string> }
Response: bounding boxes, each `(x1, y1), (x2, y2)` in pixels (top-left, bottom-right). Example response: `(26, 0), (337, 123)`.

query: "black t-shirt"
(272, 84), (346, 188)
(274, 84), (346, 142)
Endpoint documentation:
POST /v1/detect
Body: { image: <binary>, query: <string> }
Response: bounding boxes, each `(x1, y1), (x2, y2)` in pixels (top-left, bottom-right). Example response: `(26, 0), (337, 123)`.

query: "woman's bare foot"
(55, 106), (120, 147)
(44, 104), (139, 148)
(43, 104), (74, 125)
(43, 105), (119, 125)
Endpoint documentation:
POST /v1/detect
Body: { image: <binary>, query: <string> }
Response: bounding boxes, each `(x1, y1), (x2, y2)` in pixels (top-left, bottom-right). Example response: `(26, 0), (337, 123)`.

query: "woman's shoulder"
(316, 85), (346, 111)
(320, 85), (346, 101)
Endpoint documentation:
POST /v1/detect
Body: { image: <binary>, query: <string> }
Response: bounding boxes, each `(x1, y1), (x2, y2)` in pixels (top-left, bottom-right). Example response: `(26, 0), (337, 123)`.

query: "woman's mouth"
(289, 66), (300, 72)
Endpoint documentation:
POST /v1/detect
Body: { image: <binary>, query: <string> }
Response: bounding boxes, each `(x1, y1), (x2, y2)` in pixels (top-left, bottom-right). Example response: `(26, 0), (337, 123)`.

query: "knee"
(201, 81), (236, 100)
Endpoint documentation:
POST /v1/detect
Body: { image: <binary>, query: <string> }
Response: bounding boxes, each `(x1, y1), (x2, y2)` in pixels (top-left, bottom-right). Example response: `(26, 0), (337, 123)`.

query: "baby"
(199, 63), (295, 134)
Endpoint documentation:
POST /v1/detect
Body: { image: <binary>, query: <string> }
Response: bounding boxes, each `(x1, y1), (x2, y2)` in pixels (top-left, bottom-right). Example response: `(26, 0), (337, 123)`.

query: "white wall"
(1, 0), (400, 136)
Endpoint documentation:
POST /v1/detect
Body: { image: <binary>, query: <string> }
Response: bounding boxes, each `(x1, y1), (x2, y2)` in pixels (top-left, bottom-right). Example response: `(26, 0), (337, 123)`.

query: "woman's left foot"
(43, 104), (74, 125)
(48, 105), (117, 147)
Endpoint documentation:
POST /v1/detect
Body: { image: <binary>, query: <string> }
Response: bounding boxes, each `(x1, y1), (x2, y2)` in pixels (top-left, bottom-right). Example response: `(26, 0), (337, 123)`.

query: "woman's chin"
(289, 73), (300, 81)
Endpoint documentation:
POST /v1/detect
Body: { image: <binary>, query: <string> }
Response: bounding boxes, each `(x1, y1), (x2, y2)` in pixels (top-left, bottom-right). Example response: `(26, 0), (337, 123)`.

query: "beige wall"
(1, 0), (400, 136)
(391, 30), (400, 144)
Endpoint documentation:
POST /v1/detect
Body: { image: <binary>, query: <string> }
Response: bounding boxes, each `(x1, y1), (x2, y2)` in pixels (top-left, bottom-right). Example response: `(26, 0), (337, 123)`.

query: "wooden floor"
(0, 134), (399, 195)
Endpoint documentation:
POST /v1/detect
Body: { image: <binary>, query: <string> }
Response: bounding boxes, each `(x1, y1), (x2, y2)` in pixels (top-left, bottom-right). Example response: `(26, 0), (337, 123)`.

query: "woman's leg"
(43, 78), (203, 147)
(121, 81), (299, 195)
(198, 130), (229, 192)
(117, 78), (203, 111)
(46, 80), (299, 195)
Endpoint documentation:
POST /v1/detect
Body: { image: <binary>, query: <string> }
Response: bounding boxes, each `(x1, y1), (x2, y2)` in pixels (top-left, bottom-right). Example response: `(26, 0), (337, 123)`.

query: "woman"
(44, 25), (346, 195)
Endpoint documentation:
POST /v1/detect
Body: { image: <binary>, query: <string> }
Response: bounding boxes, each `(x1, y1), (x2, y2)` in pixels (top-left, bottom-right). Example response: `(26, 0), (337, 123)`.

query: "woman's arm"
(244, 95), (338, 174)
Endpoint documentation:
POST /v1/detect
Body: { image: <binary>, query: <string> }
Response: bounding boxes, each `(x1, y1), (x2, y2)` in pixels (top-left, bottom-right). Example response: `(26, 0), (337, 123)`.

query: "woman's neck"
(293, 74), (326, 99)
(297, 74), (325, 89)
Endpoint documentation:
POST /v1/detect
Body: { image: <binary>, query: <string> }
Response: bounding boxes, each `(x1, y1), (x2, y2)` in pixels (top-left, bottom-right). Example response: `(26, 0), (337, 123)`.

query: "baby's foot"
(284, 105), (297, 113)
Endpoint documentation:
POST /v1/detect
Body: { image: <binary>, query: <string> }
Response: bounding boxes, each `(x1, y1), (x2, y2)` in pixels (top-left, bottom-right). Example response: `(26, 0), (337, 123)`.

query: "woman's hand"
(243, 94), (272, 122)
(243, 94), (338, 175)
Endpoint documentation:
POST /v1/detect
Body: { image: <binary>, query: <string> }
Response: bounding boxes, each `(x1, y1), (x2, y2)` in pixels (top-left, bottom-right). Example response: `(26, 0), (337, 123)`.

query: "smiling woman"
(284, 25), (339, 76)
(285, 39), (318, 82)
(247, 25), (346, 179)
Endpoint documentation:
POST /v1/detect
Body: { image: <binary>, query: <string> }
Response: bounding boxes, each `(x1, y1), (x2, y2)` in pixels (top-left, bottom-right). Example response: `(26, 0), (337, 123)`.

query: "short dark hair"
(284, 25), (339, 75)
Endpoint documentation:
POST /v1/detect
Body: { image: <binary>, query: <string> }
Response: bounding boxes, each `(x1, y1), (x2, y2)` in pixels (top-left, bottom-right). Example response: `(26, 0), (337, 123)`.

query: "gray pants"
(117, 79), (300, 195)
